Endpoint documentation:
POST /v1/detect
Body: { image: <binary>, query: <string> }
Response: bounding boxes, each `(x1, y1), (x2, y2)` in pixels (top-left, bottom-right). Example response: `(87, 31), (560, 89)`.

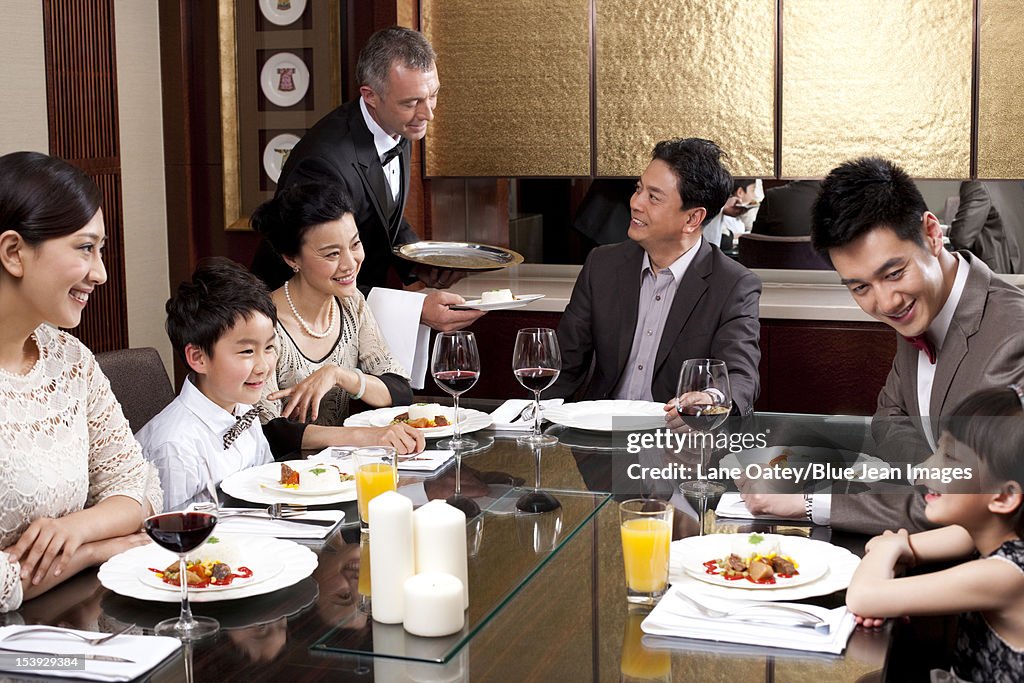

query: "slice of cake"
(480, 288), (514, 304)
(280, 463), (299, 487)
(299, 464), (343, 492)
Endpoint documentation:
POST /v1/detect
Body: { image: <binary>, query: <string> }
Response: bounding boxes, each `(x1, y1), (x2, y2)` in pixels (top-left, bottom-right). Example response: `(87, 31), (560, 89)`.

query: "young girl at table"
(846, 385), (1024, 682)
(0, 151), (161, 612)
(251, 181), (412, 426)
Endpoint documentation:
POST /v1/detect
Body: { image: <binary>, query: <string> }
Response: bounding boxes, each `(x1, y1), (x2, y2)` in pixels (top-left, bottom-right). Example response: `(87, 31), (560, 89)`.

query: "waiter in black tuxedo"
(252, 26), (481, 333)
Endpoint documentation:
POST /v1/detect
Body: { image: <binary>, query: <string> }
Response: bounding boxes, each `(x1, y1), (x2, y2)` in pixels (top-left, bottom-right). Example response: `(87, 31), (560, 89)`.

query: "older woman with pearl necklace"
(253, 181), (413, 425)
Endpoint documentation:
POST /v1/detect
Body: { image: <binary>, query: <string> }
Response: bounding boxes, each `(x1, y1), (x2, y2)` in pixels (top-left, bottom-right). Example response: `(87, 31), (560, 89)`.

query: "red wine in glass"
(676, 404), (730, 432)
(431, 332), (482, 516)
(512, 328), (561, 447)
(145, 512), (216, 553)
(144, 512), (220, 640)
(514, 367), (559, 392)
(433, 369), (480, 395)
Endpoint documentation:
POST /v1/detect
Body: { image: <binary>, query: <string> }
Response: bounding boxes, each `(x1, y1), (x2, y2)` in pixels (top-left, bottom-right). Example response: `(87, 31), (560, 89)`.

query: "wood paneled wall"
(42, 0), (129, 352)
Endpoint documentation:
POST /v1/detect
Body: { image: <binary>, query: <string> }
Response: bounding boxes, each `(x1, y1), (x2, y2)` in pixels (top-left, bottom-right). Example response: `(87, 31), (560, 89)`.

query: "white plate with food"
(449, 292), (545, 311)
(678, 533), (828, 590)
(260, 51), (310, 107)
(545, 400), (668, 432)
(344, 405), (492, 438)
(670, 534), (858, 601)
(259, 0), (307, 25)
(99, 535), (316, 603)
(137, 536), (284, 592)
(221, 460), (356, 505)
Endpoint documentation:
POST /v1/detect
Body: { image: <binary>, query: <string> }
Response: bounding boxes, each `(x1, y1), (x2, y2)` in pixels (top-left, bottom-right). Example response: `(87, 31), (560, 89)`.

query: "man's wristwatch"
(803, 492), (814, 521)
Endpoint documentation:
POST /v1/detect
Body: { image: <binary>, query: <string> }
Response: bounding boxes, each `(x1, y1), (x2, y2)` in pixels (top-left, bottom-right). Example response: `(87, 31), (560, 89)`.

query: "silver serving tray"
(394, 241), (524, 270)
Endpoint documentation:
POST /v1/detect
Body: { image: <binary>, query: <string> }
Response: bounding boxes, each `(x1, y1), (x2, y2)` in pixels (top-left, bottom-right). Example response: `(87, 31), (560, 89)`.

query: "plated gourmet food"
(389, 403), (452, 429)
(701, 533), (800, 586)
(278, 462), (353, 492)
(146, 537), (253, 589)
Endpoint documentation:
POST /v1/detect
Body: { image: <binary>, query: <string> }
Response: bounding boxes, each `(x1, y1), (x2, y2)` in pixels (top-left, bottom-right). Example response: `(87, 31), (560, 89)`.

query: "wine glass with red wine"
(676, 359), (731, 527)
(511, 328), (561, 447)
(144, 511), (220, 640)
(432, 331), (482, 518)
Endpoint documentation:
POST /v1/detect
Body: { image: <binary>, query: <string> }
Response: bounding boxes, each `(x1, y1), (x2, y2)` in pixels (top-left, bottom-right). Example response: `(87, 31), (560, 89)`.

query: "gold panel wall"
(977, 0), (1024, 178)
(422, 0), (590, 176)
(782, 0), (972, 179)
(595, 1), (776, 177)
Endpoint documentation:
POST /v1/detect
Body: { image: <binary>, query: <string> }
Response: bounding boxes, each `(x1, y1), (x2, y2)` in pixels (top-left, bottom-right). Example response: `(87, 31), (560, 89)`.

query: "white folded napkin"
(366, 288), (430, 389)
(489, 398), (564, 431)
(398, 449), (455, 473)
(214, 509), (345, 539)
(641, 589), (856, 655)
(715, 492), (799, 521)
(0, 625), (180, 682)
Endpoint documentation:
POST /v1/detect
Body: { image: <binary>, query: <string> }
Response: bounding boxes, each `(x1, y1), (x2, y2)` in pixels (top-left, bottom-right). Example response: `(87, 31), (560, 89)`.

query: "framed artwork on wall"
(219, 0), (341, 230)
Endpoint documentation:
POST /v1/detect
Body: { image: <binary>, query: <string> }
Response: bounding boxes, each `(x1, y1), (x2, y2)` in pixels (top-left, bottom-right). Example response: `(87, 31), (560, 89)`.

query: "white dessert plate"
(670, 534), (858, 601)
(449, 294), (545, 311)
(260, 52), (310, 107)
(99, 536), (316, 603)
(545, 400), (668, 432)
(678, 533), (828, 590)
(221, 459), (356, 505)
(344, 406), (492, 438)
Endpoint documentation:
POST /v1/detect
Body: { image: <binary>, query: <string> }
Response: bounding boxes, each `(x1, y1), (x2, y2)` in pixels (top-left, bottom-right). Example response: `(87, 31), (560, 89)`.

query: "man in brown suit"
(742, 157), (1024, 534)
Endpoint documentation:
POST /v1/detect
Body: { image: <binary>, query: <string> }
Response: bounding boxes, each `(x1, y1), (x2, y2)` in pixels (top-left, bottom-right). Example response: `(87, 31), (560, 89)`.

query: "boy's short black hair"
(811, 157), (928, 255)
(165, 257), (277, 361)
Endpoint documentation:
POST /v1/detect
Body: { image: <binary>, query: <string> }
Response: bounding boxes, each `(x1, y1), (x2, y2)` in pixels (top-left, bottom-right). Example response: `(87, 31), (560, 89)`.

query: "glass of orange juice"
(353, 446), (398, 526)
(619, 499), (673, 604)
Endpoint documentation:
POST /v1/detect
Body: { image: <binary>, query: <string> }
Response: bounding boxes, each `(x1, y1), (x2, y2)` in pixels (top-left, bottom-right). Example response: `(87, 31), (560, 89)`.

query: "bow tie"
(223, 406), (267, 450)
(903, 334), (936, 364)
(380, 141), (404, 165)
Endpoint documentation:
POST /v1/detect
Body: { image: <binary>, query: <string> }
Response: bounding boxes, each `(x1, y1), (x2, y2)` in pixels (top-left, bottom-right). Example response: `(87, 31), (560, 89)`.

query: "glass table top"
(310, 487), (609, 664)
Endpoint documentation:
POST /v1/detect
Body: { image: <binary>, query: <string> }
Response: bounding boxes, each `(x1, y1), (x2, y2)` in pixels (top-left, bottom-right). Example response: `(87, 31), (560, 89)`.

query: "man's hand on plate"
(412, 265), (467, 289)
(420, 290), (485, 332)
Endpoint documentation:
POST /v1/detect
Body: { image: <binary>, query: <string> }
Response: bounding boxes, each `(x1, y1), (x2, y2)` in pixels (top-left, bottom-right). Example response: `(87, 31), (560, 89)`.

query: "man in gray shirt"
(548, 138), (762, 414)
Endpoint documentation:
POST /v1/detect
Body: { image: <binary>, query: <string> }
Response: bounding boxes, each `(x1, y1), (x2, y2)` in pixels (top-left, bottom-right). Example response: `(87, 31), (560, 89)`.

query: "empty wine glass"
(432, 331), (481, 518)
(512, 328), (561, 447)
(143, 511), (220, 640)
(675, 359), (730, 533)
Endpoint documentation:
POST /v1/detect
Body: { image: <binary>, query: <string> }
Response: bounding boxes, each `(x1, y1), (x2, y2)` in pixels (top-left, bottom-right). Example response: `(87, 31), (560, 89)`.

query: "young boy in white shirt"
(138, 258), (423, 510)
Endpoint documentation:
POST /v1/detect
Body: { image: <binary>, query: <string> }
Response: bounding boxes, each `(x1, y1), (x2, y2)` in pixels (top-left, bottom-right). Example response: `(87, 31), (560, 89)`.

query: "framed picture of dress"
(219, 0), (341, 230)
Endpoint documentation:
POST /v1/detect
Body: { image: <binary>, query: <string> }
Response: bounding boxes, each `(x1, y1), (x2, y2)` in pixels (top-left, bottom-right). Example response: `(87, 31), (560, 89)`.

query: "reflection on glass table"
(311, 488), (609, 663)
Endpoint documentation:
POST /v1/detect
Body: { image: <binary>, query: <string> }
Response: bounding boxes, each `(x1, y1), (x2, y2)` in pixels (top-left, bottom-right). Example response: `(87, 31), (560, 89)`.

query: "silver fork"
(199, 503), (336, 526)
(673, 591), (830, 633)
(1, 622), (136, 646)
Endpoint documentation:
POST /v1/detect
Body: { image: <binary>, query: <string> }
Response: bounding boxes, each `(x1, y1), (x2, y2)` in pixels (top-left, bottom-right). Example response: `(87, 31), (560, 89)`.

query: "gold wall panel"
(782, 0), (972, 179)
(595, 0), (775, 178)
(978, 0), (1024, 178)
(422, 0), (590, 176)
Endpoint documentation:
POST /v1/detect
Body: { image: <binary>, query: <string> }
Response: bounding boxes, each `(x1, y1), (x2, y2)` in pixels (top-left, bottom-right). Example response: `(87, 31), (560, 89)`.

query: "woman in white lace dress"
(252, 182), (413, 426)
(0, 152), (163, 613)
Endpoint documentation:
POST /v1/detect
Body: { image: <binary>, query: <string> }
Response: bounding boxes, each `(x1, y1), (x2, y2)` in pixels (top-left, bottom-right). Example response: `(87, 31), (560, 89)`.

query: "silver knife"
(0, 645), (136, 663)
(223, 513), (337, 527)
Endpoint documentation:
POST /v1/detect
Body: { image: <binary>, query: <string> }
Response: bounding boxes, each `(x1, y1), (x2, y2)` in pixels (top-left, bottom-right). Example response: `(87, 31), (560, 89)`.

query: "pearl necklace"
(284, 280), (336, 339)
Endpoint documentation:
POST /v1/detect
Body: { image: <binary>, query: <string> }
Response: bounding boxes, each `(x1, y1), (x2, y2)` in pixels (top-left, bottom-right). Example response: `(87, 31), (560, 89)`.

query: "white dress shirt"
(359, 97), (401, 201)
(916, 252), (969, 451)
(136, 376), (274, 511)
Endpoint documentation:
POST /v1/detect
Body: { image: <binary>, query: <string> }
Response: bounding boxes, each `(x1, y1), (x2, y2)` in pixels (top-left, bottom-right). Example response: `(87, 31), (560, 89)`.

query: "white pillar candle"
(369, 490), (415, 624)
(413, 499), (469, 608)
(403, 572), (465, 637)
